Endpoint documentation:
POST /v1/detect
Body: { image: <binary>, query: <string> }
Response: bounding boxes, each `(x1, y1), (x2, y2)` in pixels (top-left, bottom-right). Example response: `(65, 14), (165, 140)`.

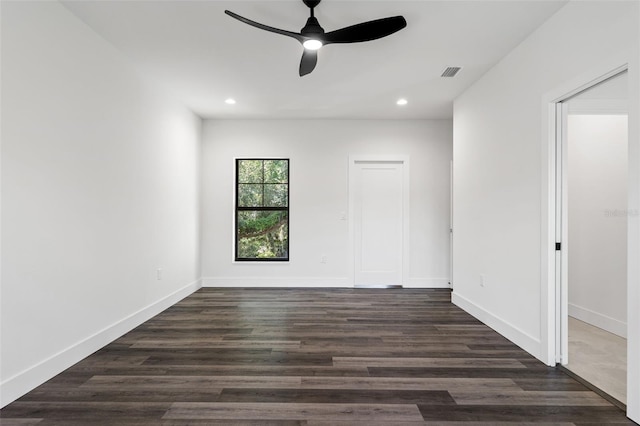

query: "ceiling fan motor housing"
(302, 0), (321, 9)
(301, 17), (325, 37)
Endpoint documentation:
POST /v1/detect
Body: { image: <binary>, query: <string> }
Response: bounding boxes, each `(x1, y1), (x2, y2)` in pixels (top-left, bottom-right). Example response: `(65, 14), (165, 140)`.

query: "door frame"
(450, 160), (454, 289)
(540, 53), (638, 421)
(348, 155), (410, 287)
(557, 82), (630, 368)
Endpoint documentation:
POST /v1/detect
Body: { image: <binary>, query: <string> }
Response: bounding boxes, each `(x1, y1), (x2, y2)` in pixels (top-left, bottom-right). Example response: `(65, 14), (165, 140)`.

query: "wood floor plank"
(81, 375), (301, 389)
(0, 420), (44, 425)
(299, 377), (521, 391)
(368, 366), (572, 379)
(0, 402), (171, 420)
(449, 390), (614, 406)
(1, 288), (628, 424)
(129, 340), (301, 350)
(289, 348), (532, 358)
(217, 388), (456, 404)
(332, 356), (527, 368)
(513, 378), (591, 391)
(307, 422), (576, 426)
(164, 422), (303, 426)
(17, 388), (223, 403)
(382, 336), (518, 344)
(65, 365), (370, 377)
(163, 402), (425, 421)
(306, 422), (430, 426)
(418, 405), (634, 423)
(29, 420), (304, 426)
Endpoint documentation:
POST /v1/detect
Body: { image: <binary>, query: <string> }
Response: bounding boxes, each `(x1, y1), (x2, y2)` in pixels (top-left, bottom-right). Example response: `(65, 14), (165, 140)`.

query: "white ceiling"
(62, 0), (568, 120)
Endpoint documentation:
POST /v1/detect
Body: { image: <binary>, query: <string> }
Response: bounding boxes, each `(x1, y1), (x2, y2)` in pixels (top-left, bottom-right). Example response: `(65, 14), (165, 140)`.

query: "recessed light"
(396, 98), (408, 106)
(225, 98), (237, 105)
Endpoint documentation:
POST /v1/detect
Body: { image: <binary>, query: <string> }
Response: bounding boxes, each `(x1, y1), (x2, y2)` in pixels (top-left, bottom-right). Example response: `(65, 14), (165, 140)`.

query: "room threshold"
(557, 364), (626, 411)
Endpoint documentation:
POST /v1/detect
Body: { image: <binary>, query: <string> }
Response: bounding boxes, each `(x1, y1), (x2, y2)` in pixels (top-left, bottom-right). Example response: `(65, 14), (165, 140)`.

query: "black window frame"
(235, 158), (290, 262)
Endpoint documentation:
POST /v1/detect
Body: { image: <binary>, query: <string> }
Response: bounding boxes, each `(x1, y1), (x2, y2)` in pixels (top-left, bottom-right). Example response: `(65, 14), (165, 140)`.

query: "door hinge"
(556, 242), (562, 251)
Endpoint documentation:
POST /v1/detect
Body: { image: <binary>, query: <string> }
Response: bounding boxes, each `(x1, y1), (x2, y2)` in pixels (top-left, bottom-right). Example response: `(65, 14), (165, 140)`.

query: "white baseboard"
(452, 292), (542, 360)
(569, 303), (627, 338)
(202, 277), (451, 289)
(0, 279), (201, 408)
(202, 277), (351, 288)
(404, 278), (451, 288)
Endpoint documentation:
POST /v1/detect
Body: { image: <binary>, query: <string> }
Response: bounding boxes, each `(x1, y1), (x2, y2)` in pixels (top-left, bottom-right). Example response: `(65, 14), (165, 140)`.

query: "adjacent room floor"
(567, 316), (627, 404)
(0, 288), (633, 424)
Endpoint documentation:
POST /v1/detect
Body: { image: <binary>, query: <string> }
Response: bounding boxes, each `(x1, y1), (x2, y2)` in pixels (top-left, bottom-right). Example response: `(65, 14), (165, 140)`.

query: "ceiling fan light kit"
(225, 0), (407, 77)
(303, 39), (323, 51)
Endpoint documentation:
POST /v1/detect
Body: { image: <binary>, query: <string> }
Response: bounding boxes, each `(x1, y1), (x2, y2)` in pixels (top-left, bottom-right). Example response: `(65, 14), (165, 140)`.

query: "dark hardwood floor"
(1, 288), (635, 425)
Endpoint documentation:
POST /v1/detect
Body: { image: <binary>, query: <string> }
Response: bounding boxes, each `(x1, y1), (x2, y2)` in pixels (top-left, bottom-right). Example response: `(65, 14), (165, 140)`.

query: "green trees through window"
(236, 159), (289, 261)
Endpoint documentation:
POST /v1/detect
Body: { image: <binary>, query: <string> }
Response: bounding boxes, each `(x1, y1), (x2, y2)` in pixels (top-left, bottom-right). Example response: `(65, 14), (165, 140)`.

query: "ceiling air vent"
(441, 67), (462, 78)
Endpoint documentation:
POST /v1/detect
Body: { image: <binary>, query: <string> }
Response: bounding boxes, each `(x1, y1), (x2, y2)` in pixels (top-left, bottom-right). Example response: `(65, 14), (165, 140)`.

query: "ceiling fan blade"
(323, 16), (407, 44)
(225, 10), (304, 43)
(299, 49), (318, 77)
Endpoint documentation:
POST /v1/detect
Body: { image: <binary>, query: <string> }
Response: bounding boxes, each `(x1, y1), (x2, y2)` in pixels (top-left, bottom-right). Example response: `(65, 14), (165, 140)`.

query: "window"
(235, 159), (289, 261)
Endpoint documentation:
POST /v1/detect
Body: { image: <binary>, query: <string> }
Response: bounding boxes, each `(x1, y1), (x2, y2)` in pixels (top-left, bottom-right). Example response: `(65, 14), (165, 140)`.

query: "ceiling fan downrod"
(302, 0), (322, 12)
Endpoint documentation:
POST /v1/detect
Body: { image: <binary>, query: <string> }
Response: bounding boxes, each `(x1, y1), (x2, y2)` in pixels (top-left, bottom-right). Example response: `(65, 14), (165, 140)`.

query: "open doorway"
(557, 71), (629, 405)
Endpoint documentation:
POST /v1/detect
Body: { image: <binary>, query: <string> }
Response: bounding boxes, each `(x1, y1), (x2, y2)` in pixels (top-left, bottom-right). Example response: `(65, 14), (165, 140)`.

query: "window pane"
(238, 184), (263, 207)
(264, 160), (288, 183)
(237, 210), (288, 259)
(264, 184), (288, 207)
(238, 160), (263, 183)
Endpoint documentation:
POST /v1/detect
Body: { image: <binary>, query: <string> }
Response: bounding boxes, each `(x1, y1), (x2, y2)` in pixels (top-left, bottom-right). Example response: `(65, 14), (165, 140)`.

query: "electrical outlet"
(480, 274), (486, 287)
(157, 268), (163, 281)
(321, 255), (327, 264)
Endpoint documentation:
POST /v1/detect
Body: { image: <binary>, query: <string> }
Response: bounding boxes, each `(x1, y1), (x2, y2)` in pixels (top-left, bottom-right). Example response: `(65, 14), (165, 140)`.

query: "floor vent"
(441, 67), (462, 77)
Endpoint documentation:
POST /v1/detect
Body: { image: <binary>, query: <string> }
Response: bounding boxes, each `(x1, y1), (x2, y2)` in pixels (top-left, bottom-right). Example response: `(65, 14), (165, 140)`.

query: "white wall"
(0, 2), (202, 406)
(567, 114), (628, 338)
(452, 1), (638, 359)
(201, 119), (452, 288)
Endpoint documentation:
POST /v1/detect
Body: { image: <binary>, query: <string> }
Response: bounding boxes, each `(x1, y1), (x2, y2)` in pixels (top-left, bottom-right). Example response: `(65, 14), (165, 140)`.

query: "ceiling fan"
(225, 0), (407, 77)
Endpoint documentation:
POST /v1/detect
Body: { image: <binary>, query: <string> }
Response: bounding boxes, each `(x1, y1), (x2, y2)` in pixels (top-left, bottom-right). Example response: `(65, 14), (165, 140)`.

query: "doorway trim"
(541, 57), (629, 365)
(348, 155), (410, 287)
(540, 51), (638, 422)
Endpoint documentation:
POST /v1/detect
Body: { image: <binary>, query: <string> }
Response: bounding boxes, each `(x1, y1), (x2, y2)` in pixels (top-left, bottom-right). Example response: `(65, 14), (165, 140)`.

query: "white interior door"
(352, 160), (404, 286)
(556, 101), (569, 365)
